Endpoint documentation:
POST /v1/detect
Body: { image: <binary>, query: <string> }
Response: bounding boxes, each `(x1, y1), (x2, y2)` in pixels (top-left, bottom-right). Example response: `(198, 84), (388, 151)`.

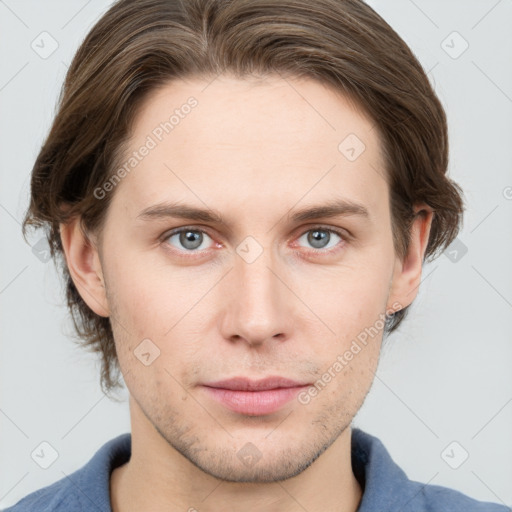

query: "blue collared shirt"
(3, 428), (510, 511)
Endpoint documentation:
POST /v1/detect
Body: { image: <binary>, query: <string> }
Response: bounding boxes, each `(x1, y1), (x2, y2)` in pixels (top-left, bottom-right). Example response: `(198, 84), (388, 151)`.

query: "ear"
(59, 217), (110, 317)
(387, 204), (434, 311)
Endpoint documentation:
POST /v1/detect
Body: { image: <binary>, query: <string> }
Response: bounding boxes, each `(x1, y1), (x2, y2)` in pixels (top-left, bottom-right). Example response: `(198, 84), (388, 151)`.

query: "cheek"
(104, 254), (206, 377)
(105, 249), (177, 335)
(306, 259), (391, 384)
(314, 260), (392, 332)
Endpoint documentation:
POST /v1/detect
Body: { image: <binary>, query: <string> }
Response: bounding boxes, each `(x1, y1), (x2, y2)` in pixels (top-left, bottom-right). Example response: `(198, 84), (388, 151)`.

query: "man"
(7, 0), (509, 510)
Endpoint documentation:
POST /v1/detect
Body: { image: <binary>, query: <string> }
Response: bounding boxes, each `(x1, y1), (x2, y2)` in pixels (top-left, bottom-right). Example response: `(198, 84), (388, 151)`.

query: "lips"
(201, 376), (311, 415)
(203, 376), (308, 391)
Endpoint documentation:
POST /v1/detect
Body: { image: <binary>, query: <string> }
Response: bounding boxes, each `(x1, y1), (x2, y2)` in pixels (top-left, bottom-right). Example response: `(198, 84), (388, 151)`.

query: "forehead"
(109, 74), (388, 220)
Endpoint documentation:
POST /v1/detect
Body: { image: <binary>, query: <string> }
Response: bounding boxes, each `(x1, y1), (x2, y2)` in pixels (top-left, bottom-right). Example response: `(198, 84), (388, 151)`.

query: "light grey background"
(1, 0), (511, 508)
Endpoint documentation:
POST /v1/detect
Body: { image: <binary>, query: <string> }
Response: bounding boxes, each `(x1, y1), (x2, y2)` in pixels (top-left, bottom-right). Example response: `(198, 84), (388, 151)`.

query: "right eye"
(163, 228), (216, 253)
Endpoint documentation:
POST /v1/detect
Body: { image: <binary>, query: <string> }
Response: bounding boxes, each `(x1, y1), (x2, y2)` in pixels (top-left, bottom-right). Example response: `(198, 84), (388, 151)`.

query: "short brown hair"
(22, 0), (465, 395)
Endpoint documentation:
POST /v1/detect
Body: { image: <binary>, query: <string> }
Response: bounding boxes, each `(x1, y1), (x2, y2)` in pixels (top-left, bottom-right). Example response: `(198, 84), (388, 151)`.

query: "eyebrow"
(136, 198), (370, 225)
(289, 199), (370, 222)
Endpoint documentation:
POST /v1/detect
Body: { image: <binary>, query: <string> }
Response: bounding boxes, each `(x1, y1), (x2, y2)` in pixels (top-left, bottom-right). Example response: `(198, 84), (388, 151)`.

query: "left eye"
(296, 228), (344, 251)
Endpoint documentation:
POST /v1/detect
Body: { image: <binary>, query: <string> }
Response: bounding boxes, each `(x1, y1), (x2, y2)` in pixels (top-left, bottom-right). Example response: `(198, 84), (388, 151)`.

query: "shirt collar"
(351, 427), (425, 511)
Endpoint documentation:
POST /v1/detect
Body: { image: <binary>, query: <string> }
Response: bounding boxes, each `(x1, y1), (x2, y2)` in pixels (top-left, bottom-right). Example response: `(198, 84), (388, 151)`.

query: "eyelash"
(161, 225), (348, 258)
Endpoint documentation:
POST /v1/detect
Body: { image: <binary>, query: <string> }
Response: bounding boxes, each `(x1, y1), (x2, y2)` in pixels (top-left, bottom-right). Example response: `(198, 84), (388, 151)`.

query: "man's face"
(93, 75), (404, 481)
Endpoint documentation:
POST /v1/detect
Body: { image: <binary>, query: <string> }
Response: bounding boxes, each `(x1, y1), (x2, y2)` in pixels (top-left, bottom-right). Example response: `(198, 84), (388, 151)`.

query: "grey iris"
(308, 229), (329, 249)
(180, 230), (203, 250)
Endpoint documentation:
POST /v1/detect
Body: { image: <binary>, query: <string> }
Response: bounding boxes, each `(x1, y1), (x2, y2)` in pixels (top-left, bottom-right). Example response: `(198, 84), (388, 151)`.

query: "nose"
(219, 245), (297, 347)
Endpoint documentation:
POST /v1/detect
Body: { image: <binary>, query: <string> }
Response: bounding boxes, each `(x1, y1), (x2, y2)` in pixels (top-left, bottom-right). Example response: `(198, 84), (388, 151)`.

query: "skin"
(60, 74), (433, 512)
